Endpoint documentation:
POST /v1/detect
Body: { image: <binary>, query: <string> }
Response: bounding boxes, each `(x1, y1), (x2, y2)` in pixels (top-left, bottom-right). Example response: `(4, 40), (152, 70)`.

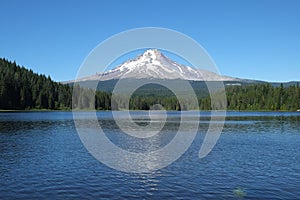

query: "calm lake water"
(0, 111), (299, 199)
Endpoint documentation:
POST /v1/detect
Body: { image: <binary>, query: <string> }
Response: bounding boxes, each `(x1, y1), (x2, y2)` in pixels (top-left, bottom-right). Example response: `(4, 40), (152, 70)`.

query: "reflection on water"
(0, 111), (300, 199)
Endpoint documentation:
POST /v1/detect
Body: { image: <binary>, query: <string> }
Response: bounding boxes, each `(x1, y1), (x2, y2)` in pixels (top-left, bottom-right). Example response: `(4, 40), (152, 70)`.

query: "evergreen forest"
(0, 58), (299, 111)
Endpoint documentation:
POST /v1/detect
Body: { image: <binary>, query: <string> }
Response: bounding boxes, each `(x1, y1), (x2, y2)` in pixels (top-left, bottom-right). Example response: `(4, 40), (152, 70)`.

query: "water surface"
(0, 111), (299, 199)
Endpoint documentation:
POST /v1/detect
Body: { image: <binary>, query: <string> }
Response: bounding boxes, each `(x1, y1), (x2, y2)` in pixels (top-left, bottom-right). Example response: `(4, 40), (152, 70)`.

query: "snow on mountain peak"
(142, 49), (161, 59)
(132, 49), (165, 66)
(93, 49), (238, 81)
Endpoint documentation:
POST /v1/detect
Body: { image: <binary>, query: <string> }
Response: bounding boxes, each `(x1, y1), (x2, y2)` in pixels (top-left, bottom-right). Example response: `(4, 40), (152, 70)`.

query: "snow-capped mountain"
(77, 49), (239, 81)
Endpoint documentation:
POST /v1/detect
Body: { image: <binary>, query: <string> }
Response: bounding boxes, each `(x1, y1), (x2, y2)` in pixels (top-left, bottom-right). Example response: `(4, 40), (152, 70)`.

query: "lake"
(0, 111), (299, 199)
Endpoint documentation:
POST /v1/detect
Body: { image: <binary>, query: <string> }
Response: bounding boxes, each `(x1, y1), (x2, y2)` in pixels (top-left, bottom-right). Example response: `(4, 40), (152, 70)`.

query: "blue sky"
(0, 0), (299, 82)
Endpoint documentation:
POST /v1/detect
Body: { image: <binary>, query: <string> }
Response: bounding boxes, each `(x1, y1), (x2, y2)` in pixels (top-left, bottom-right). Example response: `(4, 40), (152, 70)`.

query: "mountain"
(75, 49), (240, 82)
(1, 57), (299, 111)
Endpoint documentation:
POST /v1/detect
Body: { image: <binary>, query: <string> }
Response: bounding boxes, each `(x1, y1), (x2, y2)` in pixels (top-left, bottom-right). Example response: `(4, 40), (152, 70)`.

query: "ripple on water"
(0, 111), (300, 199)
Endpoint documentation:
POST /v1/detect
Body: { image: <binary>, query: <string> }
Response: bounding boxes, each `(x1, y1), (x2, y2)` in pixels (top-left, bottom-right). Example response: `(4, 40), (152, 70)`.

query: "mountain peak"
(88, 49), (239, 81)
(142, 49), (162, 59)
(135, 49), (165, 65)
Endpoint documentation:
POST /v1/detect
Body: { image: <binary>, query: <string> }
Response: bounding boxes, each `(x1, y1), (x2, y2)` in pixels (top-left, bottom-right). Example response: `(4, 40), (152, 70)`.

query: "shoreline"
(1, 109), (299, 112)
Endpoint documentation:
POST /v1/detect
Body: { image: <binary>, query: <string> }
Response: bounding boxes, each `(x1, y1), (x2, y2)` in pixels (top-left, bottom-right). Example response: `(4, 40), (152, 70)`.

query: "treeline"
(78, 84), (300, 111)
(225, 83), (300, 111)
(1, 58), (299, 111)
(0, 58), (72, 110)
(0, 58), (112, 110)
(72, 85), (111, 110)
(198, 83), (300, 111)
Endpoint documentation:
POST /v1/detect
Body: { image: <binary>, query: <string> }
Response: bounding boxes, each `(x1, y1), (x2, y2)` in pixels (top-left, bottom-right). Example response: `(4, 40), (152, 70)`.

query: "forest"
(200, 83), (300, 111)
(0, 58), (299, 111)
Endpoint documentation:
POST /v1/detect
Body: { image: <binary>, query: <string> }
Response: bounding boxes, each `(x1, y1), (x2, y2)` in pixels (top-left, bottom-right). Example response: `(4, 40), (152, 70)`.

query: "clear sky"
(0, 0), (299, 82)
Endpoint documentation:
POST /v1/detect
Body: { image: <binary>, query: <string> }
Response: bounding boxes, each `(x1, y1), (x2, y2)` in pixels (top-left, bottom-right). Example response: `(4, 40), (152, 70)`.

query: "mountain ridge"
(72, 49), (240, 82)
